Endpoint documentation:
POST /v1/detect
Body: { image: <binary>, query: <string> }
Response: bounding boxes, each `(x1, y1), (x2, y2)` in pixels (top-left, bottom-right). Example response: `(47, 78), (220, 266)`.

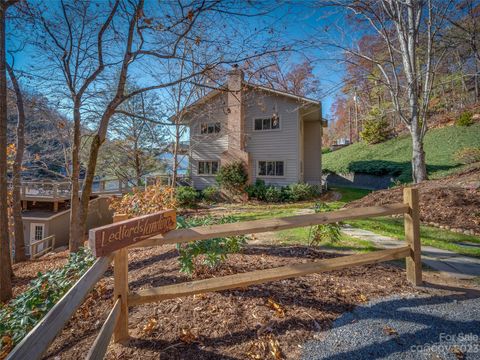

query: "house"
(183, 68), (326, 190)
(18, 179), (128, 257)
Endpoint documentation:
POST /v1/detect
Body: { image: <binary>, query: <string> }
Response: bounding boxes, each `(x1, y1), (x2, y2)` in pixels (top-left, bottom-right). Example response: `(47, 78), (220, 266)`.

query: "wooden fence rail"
(30, 235), (56, 259)
(85, 299), (121, 360)
(5, 187), (422, 360)
(6, 255), (113, 360)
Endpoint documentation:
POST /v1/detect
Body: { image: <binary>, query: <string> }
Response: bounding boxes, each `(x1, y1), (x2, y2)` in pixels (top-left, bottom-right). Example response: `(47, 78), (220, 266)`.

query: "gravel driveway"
(302, 293), (480, 360)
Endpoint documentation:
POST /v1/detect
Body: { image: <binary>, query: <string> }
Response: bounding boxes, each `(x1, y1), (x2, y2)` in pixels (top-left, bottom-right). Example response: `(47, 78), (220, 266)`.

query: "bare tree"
(444, 0), (480, 102)
(26, 0), (284, 248)
(29, 0), (120, 251)
(0, 0), (17, 303)
(321, 0), (450, 183)
(6, 62), (25, 262)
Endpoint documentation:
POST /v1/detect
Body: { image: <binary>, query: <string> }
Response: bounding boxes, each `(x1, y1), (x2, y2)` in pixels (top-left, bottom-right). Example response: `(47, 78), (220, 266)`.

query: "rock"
(472, 113), (480, 120)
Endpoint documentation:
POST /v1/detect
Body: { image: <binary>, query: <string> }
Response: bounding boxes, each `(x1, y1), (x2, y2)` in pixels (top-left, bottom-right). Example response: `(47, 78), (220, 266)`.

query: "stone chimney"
(227, 66), (245, 152)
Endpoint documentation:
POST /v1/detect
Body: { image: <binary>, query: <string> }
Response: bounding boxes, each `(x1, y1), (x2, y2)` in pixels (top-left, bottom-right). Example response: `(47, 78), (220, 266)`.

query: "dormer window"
(201, 122), (221, 135)
(254, 116), (280, 131)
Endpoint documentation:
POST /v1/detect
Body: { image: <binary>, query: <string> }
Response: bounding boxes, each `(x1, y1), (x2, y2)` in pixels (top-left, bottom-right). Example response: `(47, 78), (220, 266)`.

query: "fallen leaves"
(450, 346), (465, 360)
(246, 334), (284, 360)
(358, 294), (369, 303)
(179, 328), (197, 344)
(266, 298), (285, 318)
(0, 336), (13, 359)
(383, 325), (398, 336)
(142, 318), (158, 335)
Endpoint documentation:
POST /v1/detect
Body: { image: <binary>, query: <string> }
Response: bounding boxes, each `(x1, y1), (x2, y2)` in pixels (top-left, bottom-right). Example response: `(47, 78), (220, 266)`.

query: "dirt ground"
(347, 166), (480, 234)
(16, 243), (417, 360)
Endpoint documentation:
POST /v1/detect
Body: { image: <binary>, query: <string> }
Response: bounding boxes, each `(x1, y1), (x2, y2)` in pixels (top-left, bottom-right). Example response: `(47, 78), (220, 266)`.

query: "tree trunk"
(410, 118), (427, 184)
(79, 109), (112, 236)
(0, 4), (12, 302)
(134, 141), (141, 187)
(172, 125), (180, 188)
(7, 64), (26, 262)
(69, 101), (82, 252)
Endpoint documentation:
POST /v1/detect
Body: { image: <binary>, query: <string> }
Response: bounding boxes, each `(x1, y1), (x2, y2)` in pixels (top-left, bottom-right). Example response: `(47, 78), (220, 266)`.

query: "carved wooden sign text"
(89, 210), (176, 257)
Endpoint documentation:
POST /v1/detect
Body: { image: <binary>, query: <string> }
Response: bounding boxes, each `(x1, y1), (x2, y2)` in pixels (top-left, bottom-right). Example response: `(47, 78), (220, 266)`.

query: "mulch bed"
(11, 250), (69, 297)
(347, 167), (480, 235)
(41, 244), (414, 360)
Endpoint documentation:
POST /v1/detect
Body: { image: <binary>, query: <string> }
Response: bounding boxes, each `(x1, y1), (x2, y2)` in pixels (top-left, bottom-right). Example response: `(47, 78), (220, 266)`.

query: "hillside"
(323, 123), (480, 183)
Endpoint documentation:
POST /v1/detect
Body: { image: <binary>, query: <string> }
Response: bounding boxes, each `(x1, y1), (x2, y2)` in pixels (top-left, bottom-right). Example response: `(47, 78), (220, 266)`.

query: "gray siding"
(22, 197), (114, 254)
(189, 93), (228, 190)
(244, 90), (300, 187)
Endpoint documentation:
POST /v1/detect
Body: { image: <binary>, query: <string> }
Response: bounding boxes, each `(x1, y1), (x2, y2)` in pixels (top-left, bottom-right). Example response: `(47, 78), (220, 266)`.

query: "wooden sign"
(89, 210), (176, 257)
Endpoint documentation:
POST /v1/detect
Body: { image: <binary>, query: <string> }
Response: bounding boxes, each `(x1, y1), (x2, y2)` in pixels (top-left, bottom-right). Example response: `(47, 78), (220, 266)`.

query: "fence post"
(403, 187), (422, 285)
(113, 214), (129, 342)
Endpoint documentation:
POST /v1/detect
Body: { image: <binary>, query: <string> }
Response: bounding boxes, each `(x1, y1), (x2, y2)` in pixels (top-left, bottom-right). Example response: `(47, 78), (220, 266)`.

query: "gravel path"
(302, 293), (480, 360)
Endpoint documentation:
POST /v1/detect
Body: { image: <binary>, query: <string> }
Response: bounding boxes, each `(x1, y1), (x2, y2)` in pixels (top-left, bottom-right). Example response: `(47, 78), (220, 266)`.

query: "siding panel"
(244, 90), (300, 187)
(189, 93), (228, 190)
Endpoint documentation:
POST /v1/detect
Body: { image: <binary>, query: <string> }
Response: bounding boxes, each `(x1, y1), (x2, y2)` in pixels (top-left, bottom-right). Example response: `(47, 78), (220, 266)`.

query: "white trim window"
(198, 160), (219, 175)
(254, 115), (280, 131)
(200, 122), (221, 135)
(30, 223), (45, 242)
(257, 160), (284, 177)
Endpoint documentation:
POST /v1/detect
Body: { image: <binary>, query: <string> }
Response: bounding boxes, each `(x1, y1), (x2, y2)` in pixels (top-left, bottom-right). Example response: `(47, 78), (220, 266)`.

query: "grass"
(347, 217), (480, 258)
(323, 123), (480, 182)
(219, 185), (480, 257)
(276, 227), (378, 253)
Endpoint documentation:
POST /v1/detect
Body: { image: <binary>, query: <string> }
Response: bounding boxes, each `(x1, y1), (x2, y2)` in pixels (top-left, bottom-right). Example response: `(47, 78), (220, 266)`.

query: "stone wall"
(324, 172), (395, 190)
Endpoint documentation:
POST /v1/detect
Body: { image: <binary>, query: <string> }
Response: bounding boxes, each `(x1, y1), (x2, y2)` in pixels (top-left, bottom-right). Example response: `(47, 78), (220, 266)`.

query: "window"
(200, 122), (221, 134)
(198, 161), (219, 175)
(254, 115), (280, 131)
(30, 223), (45, 242)
(258, 161), (284, 177)
(34, 225), (43, 241)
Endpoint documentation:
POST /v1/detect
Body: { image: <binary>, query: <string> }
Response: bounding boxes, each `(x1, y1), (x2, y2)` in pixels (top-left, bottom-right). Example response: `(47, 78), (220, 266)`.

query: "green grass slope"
(323, 123), (480, 182)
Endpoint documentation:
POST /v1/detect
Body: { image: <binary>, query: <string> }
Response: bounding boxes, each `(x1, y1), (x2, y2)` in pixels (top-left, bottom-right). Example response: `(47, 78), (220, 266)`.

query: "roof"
(173, 81), (320, 122)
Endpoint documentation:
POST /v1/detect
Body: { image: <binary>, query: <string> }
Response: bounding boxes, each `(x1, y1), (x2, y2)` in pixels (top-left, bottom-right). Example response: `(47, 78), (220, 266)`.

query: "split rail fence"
(6, 188), (422, 360)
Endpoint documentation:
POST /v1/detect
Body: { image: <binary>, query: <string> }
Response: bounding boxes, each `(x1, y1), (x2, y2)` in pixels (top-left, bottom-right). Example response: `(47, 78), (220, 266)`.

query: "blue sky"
(8, 1), (354, 120)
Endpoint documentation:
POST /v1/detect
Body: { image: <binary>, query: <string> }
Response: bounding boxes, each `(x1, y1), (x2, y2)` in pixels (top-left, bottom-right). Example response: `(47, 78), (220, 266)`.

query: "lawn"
(218, 186), (480, 258)
(346, 217), (480, 258)
(323, 123), (480, 182)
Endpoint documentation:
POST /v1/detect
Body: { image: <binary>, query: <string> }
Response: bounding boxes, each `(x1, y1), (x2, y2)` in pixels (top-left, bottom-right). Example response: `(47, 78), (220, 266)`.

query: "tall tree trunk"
(0, 3), (12, 302)
(7, 64), (26, 262)
(79, 110), (112, 236)
(69, 101), (82, 252)
(410, 116), (427, 183)
(172, 125), (180, 188)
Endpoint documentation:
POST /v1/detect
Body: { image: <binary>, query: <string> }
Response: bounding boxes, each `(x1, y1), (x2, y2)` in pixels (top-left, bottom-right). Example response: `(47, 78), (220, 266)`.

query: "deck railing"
(29, 235), (56, 259)
(6, 188), (421, 360)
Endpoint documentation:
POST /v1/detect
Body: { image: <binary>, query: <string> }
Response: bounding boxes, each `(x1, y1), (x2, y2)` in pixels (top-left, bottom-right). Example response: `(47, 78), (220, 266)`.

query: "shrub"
(245, 179), (268, 200)
(456, 111), (473, 127)
(0, 248), (95, 353)
(216, 161), (248, 194)
(454, 147), (480, 164)
(309, 203), (341, 245)
(201, 186), (221, 203)
(287, 183), (315, 201)
(176, 215), (247, 275)
(110, 184), (176, 216)
(265, 186), (283, 203)
(176, 186), (199, 208)
(360, 118), (391, 144)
